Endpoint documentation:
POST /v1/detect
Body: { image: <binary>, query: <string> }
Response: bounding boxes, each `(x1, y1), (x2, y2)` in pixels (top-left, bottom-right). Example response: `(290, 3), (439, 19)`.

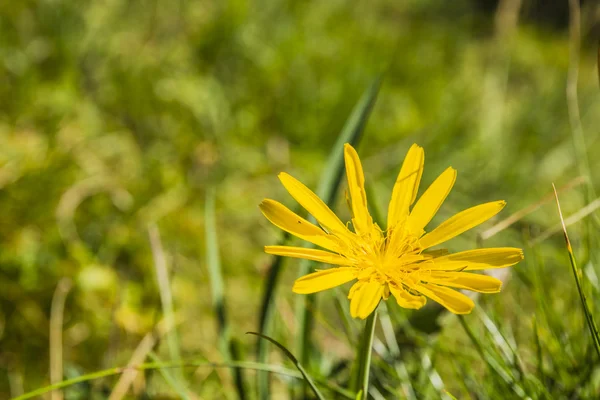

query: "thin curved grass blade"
(147, 225), (186, 387)
(552, 184), (600, 358)
(12, 359), (355, 400)
(148, 352), (191, 400)
(247, 332), (327, 400)
(457, 316), (529, 398)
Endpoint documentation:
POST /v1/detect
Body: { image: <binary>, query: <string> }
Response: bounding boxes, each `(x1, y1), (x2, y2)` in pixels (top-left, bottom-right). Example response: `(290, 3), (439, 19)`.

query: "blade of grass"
(49, 278), (72, 400)
(531, 195), (600, 245)
(480, 176), (585, 240)
(247, 332), (327, 400)
(205, 188), (246, 399)
(13, 359), (354, 400)
(148, 352), (193, 400)
(567, 0), (600, 288)
(147, 225), (185, 385)
(527, 227), (572, 367)
(256, 233), (289, 400)
(378, 303), (416, 400)
(532, 318), (545, 389)
(7, 368), (24, 399)
(457, 316), (528, 398)
(421, 349), (445, 399)
(295, 77), (381, 372)
(567, 0), (598, 209)
(552, 184), (600, 358)
(443, 391), (458, 400)
(476, 308), (525, 382)
(368, 386), (386, 400)
(334, 288), (359, 346)
(109, 318), (178, 400)
(257, 80), (381, 399)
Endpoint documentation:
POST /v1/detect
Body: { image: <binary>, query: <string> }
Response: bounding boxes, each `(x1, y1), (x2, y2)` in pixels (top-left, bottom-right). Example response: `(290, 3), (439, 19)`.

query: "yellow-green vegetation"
(1, 0), (600, 399)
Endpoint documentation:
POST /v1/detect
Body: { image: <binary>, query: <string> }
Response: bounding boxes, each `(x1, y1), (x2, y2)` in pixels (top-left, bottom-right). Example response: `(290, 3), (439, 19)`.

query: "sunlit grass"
(2, 1), (600, 399)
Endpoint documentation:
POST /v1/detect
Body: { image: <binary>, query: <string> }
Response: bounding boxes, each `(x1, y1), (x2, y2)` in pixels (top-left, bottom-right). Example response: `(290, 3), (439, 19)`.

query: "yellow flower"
(260, 144), (523, 319)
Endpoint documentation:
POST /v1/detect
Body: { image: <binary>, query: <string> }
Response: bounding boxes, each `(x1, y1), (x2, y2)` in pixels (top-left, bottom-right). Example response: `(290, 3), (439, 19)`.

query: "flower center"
(346, 219), (427, 285)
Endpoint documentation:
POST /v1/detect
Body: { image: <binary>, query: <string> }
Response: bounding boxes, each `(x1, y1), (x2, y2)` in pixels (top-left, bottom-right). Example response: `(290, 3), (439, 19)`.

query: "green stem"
(356, 308), (378, 400)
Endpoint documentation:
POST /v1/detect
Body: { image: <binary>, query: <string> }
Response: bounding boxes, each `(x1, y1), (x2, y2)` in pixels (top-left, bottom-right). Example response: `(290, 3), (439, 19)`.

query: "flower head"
(260, 144), (523, 319)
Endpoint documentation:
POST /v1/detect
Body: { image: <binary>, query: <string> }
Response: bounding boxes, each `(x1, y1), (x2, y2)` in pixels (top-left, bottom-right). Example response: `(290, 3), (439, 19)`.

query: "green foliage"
(2, 0), (600, 399)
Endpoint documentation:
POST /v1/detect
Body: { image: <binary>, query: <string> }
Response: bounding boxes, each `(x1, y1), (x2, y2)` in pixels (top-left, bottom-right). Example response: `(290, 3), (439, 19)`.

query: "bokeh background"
(1, 0), (600, 398)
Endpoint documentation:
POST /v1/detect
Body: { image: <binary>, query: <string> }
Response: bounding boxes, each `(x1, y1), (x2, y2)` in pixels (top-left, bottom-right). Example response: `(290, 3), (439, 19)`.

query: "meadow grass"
(2, 1), (600, 399)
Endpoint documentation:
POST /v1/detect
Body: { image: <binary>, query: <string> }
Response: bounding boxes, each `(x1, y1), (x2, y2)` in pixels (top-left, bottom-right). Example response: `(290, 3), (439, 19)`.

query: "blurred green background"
(1, 0), (600, 398)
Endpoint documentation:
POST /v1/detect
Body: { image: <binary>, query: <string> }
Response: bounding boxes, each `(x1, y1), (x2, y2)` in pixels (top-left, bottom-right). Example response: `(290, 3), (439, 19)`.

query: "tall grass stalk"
(205, 189), (246, 398)
(552, 184), (600, 358)
(295, 78), (382, 372)
(148, 225), (185, 384)
(49, 278), (72, 400)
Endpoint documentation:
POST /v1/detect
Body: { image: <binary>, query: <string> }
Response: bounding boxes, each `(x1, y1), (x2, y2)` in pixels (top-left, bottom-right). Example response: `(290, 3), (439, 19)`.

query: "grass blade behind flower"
(458, 316), (528, 398)
(552, 184), (600, 358)
(205, 189), (246, 399)
(378, 303), (416, 399)
(256, 233), (289, 399)
(296, 78), (382, 371)
(257, 80), (381, 399)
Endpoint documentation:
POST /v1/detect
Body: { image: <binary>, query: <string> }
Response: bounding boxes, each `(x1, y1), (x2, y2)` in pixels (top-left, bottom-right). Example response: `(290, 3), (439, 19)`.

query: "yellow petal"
(389, 283), (427, 309)
(344, 144), (373, 235)
(408, 167), (456, 233)
(414, 284), (474, 314)
(265, 246), (355, 266)
(350, 281), (384, 319)
(419, 201), (506, 249)
(279, 172), (353, 239)
(425, 272), (502, 293)
(383, 285), (390, 300)
(259, 199), (341, 252)
(348, 281), (362, 299)
(387, 144), (424, 230)
(293, 267), (356, 294)
(430, 248), (524, 271)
